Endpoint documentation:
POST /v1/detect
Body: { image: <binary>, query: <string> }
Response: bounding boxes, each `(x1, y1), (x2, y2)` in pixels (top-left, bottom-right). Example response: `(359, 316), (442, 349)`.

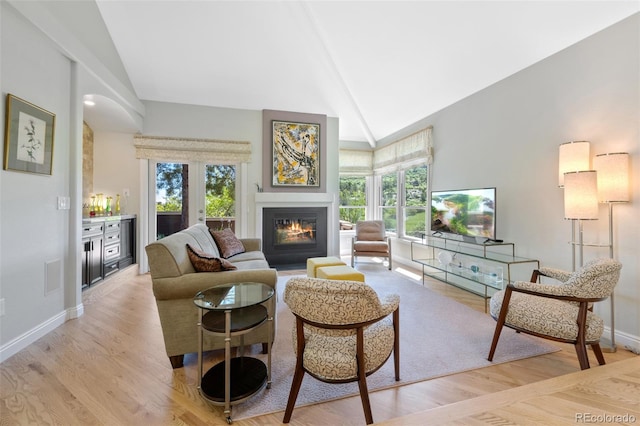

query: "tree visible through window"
(205, 165), (235, 218)
(156, 163), (189, 231)
(339, 176), (366, 228)
(403, 164), (428, 237)
(380, 173), (397, 233)
(156, 163), (235, 238)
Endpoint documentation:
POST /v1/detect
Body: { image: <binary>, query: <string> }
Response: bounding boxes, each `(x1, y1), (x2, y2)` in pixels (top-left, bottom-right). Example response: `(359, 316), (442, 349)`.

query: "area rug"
(233, 265), (559, 420)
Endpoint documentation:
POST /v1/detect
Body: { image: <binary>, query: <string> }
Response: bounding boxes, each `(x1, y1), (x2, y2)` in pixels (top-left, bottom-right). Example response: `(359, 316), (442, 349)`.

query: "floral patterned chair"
(488, 257), (622, 370)
(282, 277), (400, 425)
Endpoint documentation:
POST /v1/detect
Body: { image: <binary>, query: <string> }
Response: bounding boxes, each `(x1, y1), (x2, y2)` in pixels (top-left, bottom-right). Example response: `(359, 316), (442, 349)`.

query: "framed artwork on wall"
(272, 120), (320, 187)
(3, 94), (56, 175)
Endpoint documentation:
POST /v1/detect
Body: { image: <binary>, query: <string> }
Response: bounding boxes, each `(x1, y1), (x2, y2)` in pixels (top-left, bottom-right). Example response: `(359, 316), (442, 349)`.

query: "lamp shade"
(594, 152), (630, 202)
(564, 170), (599, 219)
(558, 141), (590, 187)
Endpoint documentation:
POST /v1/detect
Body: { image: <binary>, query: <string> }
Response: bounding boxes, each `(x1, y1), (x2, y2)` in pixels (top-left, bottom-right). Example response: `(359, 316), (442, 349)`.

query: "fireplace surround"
(255, 192), (338, 267)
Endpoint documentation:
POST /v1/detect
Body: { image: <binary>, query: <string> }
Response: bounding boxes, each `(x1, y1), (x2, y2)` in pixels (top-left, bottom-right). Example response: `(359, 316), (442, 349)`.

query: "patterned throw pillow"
(210, 228), (246, 258)
(186, 244), (237, 272)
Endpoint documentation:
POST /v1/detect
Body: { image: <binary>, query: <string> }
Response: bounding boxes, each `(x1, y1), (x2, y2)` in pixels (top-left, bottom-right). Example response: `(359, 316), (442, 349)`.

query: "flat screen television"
(430, 187), (497, 242)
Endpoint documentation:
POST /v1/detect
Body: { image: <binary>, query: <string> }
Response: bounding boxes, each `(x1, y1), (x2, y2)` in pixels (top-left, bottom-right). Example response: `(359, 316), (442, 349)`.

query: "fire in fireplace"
(263, 207), (327, 266)
(275, 218), (316, 245)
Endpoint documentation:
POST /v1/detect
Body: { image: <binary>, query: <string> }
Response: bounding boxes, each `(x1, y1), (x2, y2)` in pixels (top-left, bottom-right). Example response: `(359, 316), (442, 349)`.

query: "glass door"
(153, 161), (236, 240)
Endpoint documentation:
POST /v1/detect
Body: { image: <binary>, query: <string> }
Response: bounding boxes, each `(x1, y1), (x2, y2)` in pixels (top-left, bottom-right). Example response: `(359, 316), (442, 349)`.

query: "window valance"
(339, 149), (373, 176)
(373, 126), (433, 172)
(133, 135), (252, 163)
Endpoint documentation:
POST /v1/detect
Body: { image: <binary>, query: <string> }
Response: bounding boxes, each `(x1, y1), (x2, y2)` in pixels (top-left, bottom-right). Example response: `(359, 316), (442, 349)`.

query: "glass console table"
(411, 235), (539, 312)
(194, 282), (275, 424)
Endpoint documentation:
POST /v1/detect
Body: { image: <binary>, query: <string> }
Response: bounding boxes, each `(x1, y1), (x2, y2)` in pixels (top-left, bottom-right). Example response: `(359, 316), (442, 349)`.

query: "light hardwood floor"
(1, 263), (637, 425)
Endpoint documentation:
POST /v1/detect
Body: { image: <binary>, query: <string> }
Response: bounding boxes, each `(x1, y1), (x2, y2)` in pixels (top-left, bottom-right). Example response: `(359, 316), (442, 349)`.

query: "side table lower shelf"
(201, 357), (268, 403)
(194, 282), (275, 425)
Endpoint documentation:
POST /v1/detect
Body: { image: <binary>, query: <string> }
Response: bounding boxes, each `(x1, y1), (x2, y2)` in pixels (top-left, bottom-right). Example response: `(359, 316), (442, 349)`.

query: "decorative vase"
(96, 193), (103, 215)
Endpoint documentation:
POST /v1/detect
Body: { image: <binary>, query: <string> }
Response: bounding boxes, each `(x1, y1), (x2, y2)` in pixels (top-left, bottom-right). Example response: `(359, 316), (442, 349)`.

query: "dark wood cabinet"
(82, 216), (136, 289)
(103, 220), (121, 278)
(82, 222), (104, 289)
(119, 217), (136, 268)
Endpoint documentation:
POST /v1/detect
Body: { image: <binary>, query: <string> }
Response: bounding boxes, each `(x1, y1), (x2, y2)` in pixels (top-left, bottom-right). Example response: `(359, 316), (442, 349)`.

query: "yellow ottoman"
(307, 256), (346, 277)
(316, 265), (365, 282)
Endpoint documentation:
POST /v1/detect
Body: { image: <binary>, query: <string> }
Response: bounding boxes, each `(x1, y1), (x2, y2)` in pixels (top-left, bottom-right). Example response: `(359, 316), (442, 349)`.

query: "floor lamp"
(558, 141), (593, 271)
(563, 171), (599, 270)
(593, 152), (630, 353)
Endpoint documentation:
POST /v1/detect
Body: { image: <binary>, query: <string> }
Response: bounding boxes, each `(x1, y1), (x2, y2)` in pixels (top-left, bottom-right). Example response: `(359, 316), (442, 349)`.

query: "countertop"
(82, 214), (136, 223)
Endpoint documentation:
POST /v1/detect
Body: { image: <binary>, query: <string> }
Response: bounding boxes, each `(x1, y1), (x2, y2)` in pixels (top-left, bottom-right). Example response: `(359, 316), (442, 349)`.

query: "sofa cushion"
(226, 250), (267, 263)
(210, 228), (246, 258)
(231, 258), (272, 270)
(186, 244), (238, 272)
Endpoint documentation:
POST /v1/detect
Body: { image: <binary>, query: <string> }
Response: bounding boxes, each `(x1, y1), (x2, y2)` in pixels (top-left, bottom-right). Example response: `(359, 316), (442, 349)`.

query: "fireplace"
(262, 207), (327, 266)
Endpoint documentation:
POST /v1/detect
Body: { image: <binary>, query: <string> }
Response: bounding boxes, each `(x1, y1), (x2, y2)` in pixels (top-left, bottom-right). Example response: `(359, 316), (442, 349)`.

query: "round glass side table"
(194, 282), (274, 424)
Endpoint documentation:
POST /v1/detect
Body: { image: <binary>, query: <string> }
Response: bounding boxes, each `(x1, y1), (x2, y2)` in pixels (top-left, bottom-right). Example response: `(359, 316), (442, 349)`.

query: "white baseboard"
(603, 327), (640, 355)
(0, 303), (83, 363)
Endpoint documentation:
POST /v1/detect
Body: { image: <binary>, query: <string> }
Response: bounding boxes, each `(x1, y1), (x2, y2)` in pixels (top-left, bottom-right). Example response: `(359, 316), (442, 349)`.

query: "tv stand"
(411, 234), (539, 312)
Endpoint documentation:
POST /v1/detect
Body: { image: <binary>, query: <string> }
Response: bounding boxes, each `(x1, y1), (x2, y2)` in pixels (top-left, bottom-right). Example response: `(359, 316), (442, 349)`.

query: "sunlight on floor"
(394, 267), (421, 282)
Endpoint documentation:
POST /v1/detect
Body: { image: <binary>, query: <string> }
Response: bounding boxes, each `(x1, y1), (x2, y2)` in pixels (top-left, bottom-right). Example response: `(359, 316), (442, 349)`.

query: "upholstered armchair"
(488, 258), (622, 370)
(351, 220), (392, 270)
(282, 277), (400, 425)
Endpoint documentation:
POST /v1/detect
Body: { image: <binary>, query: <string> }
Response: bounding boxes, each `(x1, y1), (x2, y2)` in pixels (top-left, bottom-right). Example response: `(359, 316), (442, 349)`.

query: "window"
(402, 164), (428, 238)
(205, 164), (236, 219)
(339, 176), (366, 229)
(380, 173), (398, 233)
(154, 163), (236, 239)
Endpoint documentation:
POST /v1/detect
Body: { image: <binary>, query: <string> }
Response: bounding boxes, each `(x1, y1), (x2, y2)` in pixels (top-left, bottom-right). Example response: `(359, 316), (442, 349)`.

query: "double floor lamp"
(559, 142), (630, 353)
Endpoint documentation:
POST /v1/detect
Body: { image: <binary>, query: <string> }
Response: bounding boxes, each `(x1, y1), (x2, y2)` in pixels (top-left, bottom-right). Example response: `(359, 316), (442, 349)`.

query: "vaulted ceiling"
(86, 1), (638, 146)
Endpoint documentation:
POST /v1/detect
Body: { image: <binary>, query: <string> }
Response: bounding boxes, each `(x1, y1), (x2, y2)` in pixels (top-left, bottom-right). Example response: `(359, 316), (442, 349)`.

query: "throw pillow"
(210, 228), (246, 258)
(186, 244), (237, 272)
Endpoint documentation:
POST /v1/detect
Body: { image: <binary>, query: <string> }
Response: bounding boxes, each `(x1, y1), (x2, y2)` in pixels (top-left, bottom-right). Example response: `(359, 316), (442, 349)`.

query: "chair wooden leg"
(575, 343), (591, 370)
(357, 372), (373, 425)
(282, 362), (305, 423)
(488, 288), (512, 361)
(591, 343), (606, 366)
(356, 327), (374, 425)
(393, 308), (400, 381)
(283, 318), (307, 424)
(169, 355), (184, 369)
(575, 302), (590, 370)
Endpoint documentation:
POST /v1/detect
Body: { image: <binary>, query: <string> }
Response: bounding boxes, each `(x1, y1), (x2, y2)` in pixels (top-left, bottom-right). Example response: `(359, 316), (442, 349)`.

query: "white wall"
(1, 3), (74, 354)
(0, 1), (143, 361)
(386, 13), (639, 349)
(93, 131), (140, 216)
